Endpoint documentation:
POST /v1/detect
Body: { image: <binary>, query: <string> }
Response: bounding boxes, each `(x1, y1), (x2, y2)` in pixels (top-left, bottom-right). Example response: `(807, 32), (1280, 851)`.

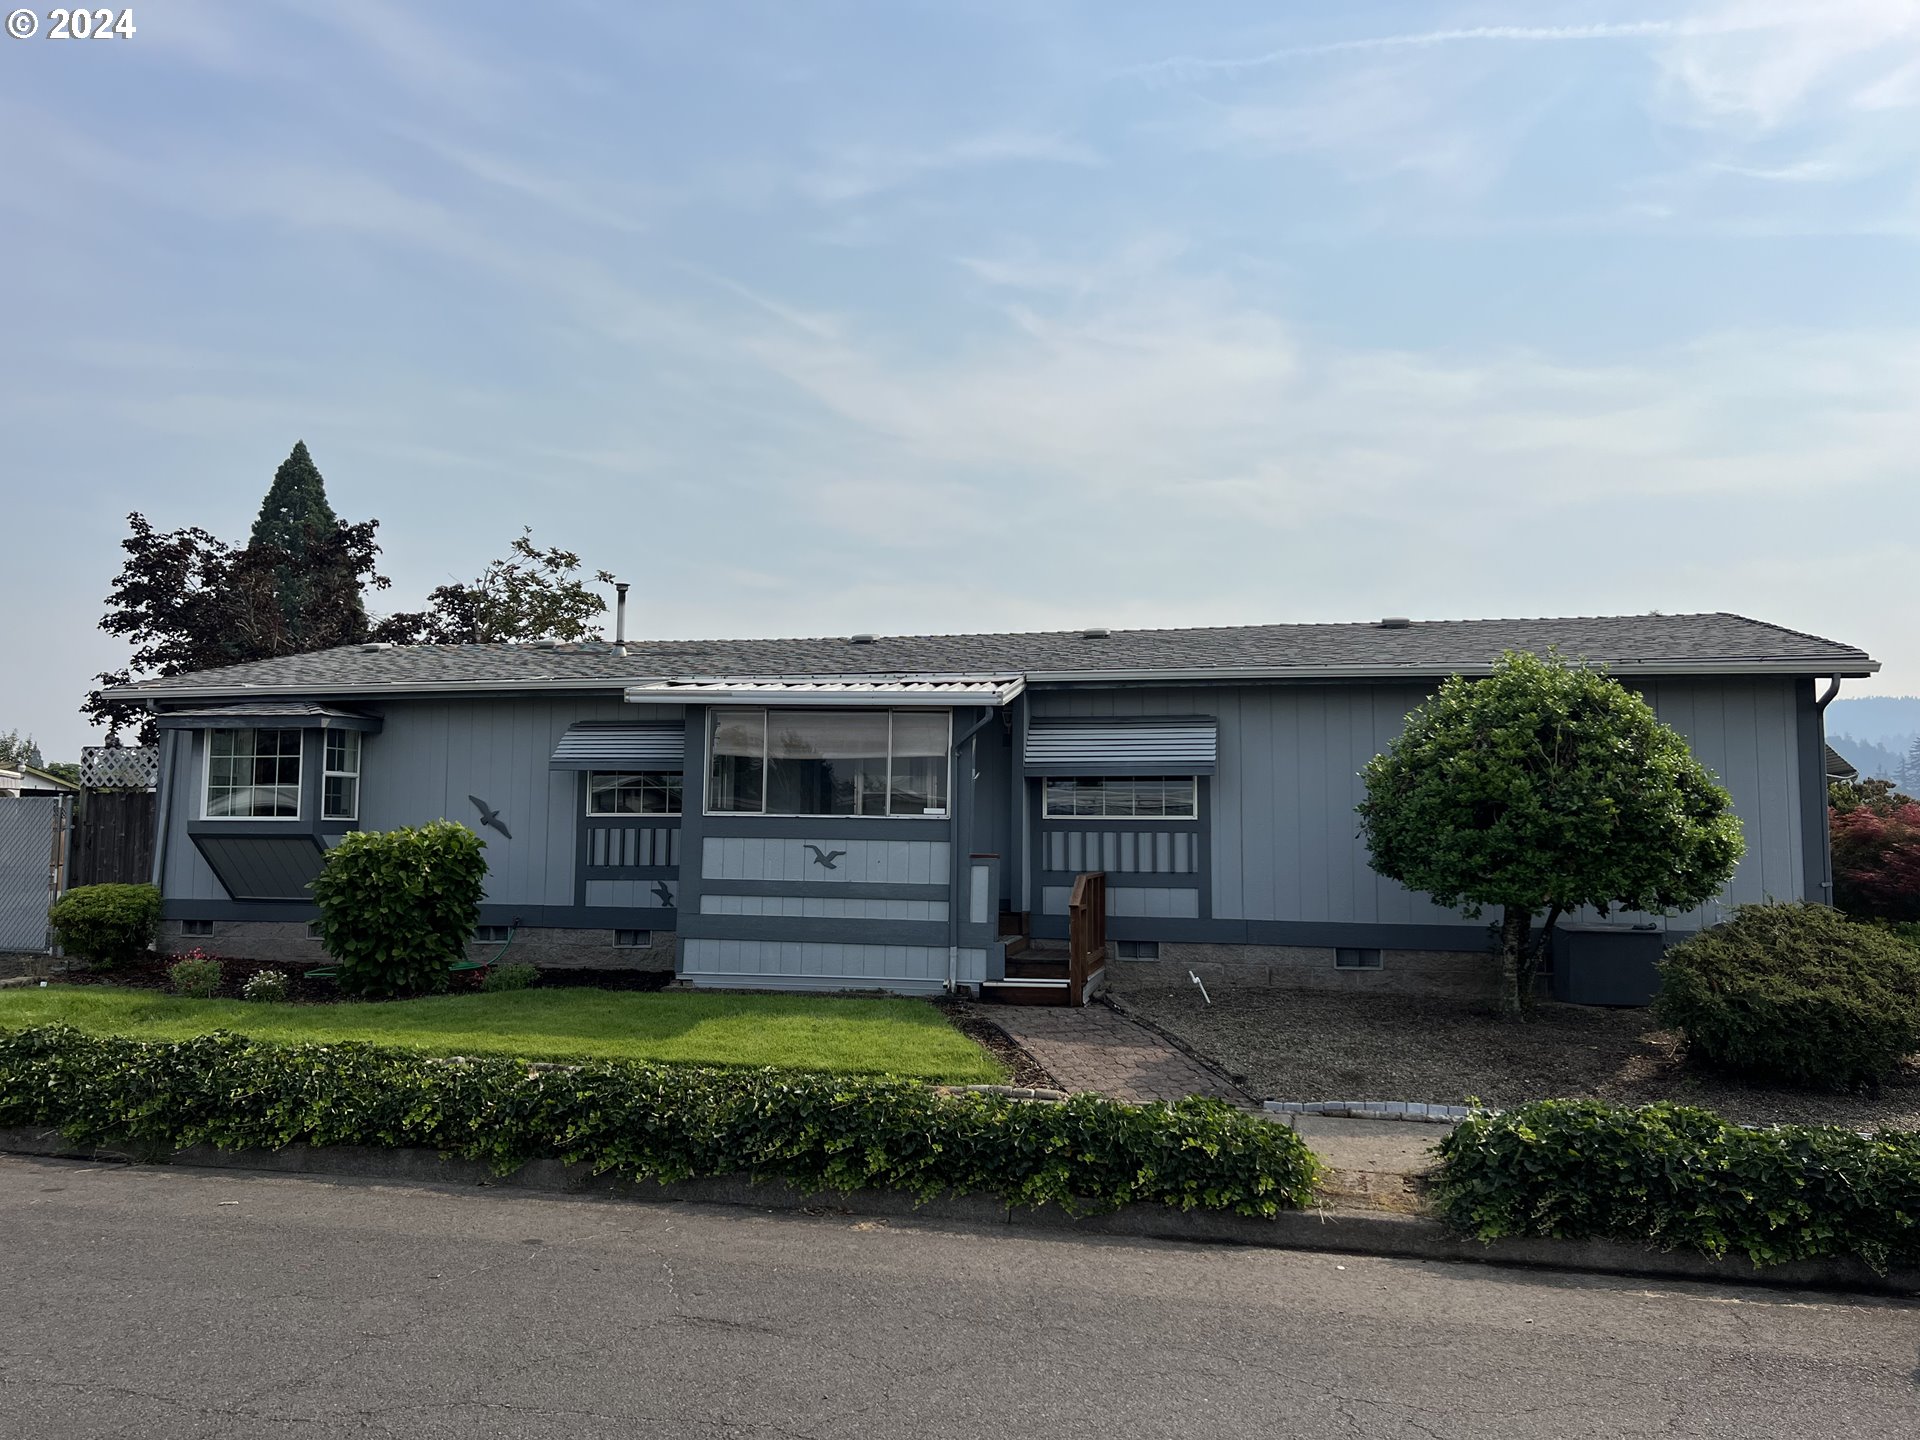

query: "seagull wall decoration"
(804, 844), (847, 870)
(468, 795), (512, 840)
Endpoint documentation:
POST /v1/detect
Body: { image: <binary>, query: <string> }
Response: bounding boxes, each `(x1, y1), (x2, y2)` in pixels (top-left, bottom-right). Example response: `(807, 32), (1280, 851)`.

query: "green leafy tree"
(248, 441), (365, 635)
(0, 730), (42, 770)
(375, 529), (614, 645)
(87, 512), (392, 744)
(1357, 650), (1745, 1017)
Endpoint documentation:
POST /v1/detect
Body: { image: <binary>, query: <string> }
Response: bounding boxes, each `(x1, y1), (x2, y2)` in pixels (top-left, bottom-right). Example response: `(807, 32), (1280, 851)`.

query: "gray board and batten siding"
(1024, 676), (1817, 946)
(162, 697), (686, 928)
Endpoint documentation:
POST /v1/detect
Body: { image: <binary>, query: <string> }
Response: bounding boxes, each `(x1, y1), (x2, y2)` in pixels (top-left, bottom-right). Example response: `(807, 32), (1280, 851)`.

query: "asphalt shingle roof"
(104, 612), (1877, 702)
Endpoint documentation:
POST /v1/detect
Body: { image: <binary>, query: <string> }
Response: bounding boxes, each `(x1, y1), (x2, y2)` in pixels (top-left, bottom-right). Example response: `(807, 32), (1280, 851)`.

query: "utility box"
(1547, 922), (1667, 1007)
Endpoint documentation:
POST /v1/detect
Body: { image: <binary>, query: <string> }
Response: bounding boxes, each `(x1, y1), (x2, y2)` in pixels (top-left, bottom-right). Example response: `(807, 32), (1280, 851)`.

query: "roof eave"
(109, 654), (1879, 706)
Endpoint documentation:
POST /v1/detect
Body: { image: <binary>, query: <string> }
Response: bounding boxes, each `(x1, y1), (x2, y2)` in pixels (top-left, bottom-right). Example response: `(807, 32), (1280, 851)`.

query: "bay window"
(205, 729), (302, 818)
(323, 731), (361, 820)
(707, 708), (950, 817)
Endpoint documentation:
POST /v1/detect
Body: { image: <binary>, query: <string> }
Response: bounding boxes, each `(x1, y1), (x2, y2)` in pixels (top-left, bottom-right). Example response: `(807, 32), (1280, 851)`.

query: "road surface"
(0, 1156), (1913, 1438)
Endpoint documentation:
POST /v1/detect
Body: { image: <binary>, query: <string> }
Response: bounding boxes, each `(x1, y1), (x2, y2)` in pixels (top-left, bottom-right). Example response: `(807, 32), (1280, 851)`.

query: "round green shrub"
(47, 883), (162, 968)
(168, 956), (222, 999)
(1654, 902), (1920, 1089)
(241, 969), (290, 1003)
(478, 962), (538, 993)
(310, 821), (489, 999)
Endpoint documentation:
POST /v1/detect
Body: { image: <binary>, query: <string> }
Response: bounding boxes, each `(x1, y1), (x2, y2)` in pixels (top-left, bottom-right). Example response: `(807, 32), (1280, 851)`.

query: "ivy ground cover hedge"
(0, 1027), (1319, 1218)
(1435, 1099), (1920, 1271)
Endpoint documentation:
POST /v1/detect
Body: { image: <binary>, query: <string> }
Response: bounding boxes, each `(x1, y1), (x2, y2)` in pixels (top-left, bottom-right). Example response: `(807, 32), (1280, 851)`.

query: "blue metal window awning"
(550, 722), (686, 772)
(1023, 717), (1218, 776)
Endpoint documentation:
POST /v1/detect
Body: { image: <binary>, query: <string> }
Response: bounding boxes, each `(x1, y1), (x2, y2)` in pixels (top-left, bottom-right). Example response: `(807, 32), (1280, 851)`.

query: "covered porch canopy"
(621, 675), (1026, 708)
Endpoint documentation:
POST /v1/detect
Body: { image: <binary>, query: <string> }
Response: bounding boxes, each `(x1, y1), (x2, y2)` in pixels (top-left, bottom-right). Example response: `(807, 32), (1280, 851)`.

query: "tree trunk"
(1516, 904), (1564, 1016)
(1496, 907), (1532, 1018)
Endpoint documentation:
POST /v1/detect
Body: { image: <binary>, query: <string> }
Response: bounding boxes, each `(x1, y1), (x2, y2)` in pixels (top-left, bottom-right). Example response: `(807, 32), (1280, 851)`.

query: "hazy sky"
(4, 1), (1916, 760)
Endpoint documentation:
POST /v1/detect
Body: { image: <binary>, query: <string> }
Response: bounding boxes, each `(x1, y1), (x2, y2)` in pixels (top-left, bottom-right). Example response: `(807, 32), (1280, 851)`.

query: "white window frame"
(201, 727), (304, 821)
(585, 771), (684, 817)
(704, 707), (952, 819)
(1040, 775), (1201, 821)
(322, 730), (361, 822)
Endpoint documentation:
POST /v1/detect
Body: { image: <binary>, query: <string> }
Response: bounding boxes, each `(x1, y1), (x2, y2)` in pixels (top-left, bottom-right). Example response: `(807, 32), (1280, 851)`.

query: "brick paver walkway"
(985, 1004), (1245, 1104)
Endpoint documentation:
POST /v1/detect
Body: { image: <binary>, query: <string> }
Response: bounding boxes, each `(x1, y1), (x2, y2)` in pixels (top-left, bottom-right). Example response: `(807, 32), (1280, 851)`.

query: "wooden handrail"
(1067, 871), (1108, 1006)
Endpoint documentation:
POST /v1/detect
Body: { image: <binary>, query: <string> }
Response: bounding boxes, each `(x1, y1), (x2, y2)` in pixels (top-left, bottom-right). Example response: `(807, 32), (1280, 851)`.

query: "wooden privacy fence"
(1067, 870), (1109, 1006)
(70, 789), (156, 888)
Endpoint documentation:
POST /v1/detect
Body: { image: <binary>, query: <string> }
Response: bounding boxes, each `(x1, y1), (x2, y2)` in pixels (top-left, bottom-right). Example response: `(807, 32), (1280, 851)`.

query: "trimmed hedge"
(311, 822), (488, 998)
(1435, 1099), (1920, 1271)
(1654, 902), (1920, 1089)
(46, 883), (161, 968)
(0, 1027), (1319, 1218)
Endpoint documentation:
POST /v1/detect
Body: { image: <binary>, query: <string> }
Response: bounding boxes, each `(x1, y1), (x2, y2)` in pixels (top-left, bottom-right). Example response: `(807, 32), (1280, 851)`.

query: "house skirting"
(1126, 943), (1495, 999)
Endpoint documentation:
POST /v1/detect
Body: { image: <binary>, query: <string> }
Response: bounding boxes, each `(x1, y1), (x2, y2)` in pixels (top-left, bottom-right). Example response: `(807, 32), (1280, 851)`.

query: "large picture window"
(1042, 776), (1198, 819)
(587, 772), (683, 815)
(205, 729), (302, 818)
(707, 708), (950, 817)
(322, 731), (361, 821)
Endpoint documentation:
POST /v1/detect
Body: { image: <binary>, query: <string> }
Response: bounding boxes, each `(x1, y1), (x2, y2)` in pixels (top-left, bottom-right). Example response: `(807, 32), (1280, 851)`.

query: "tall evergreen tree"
(248, 441), (363, 632)
(1906, 735), (1920, 794)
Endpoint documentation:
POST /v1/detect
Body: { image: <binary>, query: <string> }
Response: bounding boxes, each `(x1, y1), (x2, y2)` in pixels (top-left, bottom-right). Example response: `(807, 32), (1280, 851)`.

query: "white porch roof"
(622, 674), (1026, 708)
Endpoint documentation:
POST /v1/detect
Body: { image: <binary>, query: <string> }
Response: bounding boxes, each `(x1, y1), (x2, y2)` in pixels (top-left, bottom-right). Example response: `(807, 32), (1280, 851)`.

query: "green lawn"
(0, 986), (1004, 1083)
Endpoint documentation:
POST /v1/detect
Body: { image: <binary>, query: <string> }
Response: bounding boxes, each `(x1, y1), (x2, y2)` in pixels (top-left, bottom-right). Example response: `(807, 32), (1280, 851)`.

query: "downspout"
(947, 707), (999, 994)
(1815, 676), (1842, 904)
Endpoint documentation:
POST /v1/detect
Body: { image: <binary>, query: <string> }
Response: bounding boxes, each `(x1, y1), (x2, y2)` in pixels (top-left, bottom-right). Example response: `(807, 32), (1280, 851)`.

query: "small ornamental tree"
(1831, 797), (1920, 922)
(1357, 650), (1745, 1017)
(310, 822), (489, 998)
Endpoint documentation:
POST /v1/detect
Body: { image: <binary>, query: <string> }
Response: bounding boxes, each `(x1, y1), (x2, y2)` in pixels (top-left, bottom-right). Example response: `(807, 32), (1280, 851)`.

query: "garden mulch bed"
(938, 1002), (1059, 1091)
(1111, 984), (1920, 1131)
(38, 955), (672, 1004)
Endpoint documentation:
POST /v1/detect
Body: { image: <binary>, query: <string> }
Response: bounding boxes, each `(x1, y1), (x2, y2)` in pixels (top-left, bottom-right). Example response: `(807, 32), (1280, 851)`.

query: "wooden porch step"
(978, 977), (1070, 1007)
(1004, 956), (1068, 980)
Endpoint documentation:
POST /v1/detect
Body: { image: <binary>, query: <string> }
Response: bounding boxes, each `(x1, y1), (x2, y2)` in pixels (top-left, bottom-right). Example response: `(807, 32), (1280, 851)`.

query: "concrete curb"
(1266, 1100), (1470, 1123)
(2, 1126), (1913, 1297)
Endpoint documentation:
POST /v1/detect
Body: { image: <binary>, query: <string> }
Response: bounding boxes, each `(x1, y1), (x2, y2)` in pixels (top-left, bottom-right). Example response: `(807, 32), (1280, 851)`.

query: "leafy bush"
(1654, 902), (1920, 1089)
(478, 962), (538, 993)
(1831, 797), (1920, 922)
(0, 1027), (1321, 1219)
(241, 970), (290, 1003)
(168, 956), (222, 999)
(310, 822), (488, 999)
(46, 883), (162, 968)
(1435, 1099), (1920, 1272)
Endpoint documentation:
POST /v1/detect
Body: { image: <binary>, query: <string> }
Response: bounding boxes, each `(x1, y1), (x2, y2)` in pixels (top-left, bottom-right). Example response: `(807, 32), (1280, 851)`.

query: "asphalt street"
(0, 1155), (1914, 1439)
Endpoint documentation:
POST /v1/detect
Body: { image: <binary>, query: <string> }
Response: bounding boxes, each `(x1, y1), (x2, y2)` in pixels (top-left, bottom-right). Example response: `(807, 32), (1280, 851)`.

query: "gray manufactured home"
(105, 613), (1878, 999)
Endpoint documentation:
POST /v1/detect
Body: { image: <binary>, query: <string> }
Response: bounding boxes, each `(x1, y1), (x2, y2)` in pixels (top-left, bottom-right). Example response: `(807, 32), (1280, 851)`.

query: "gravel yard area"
(1113, 984), (1920, 1131)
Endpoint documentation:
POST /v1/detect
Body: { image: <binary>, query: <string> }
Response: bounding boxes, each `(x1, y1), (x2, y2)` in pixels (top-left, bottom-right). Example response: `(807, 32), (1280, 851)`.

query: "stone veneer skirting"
(161, 920), (677, 973)
(1121, 942), (1492, 999)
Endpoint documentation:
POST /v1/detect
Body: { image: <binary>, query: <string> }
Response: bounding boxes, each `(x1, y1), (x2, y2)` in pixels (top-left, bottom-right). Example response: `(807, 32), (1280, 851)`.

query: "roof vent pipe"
(1378, 617), (1413, 629)
(614, 582), (630, 654)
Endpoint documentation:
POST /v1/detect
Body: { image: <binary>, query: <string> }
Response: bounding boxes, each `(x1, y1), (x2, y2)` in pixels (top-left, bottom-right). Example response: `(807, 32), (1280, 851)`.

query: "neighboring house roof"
(1, 764), (78, 793)
(1825, 742), (1860, 783)
(101, 611), (1879, 703)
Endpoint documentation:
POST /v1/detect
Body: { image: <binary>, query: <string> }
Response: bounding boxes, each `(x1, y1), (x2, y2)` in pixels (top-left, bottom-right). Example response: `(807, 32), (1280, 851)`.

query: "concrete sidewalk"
(1284, 1114), (1446, 1214)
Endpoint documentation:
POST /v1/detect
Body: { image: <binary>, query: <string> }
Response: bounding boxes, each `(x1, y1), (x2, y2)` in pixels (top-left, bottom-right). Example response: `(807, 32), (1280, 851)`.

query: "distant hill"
(1830, 734), (1911, 785)
(1827, 696), (1920, 746)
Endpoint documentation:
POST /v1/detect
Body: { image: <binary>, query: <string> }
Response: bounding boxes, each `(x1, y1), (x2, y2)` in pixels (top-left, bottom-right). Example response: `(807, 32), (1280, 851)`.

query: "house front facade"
(105, 612), (1878, 997)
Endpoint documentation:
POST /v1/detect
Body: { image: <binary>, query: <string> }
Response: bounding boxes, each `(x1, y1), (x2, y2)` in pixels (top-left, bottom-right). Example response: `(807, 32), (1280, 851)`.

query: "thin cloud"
(1132, 20), (1700, 82)
(797, 131), (1102, 204)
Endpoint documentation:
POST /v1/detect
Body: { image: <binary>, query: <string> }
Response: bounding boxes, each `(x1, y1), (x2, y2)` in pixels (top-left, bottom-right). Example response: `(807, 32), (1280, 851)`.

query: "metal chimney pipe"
(614, 582), (630, 647)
